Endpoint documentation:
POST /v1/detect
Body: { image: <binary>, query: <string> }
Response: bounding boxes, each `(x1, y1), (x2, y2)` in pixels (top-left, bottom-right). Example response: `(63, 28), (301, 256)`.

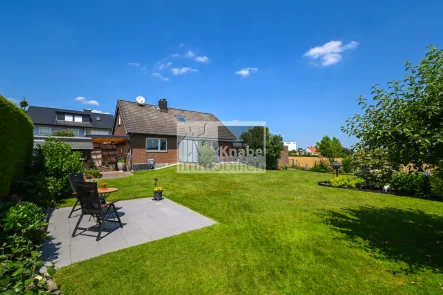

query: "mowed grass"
(55, 168), (443, 294)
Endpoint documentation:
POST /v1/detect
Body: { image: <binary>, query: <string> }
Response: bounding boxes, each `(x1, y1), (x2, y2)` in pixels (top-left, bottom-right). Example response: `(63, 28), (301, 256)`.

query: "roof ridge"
(29, 105), (113, 116)
(118, 99), (215, 115)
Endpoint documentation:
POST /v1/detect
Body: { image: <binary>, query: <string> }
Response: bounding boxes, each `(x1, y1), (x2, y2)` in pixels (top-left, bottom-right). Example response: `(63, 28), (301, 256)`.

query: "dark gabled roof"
(28, 106), (114, 130)
(117, 100), (237, 140)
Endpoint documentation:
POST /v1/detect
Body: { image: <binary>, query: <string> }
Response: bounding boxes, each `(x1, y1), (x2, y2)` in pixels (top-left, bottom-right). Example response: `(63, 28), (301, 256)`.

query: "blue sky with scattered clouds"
(1, 0), (443, 148)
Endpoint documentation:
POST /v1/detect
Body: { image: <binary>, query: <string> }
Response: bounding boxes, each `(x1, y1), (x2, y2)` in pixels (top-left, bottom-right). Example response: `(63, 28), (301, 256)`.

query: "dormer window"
(64, 114), (82, 122)
(176, 115), (188, 123)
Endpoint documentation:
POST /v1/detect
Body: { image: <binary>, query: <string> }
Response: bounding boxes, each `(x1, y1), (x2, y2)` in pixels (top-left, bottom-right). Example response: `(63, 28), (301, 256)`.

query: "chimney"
(158, 98), (168, 112)
(84, 109), (92, 113)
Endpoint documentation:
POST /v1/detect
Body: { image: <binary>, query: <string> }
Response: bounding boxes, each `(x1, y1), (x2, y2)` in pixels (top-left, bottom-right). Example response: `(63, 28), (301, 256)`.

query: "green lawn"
(55, 167), (443, 294)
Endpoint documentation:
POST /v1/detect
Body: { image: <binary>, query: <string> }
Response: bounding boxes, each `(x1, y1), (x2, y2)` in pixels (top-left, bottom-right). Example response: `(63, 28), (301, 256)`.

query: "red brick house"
(112, 99), (237, 170)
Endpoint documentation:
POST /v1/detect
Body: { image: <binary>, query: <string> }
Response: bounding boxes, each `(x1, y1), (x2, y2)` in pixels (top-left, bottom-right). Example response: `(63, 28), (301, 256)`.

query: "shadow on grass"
(320, 206), (443, 273)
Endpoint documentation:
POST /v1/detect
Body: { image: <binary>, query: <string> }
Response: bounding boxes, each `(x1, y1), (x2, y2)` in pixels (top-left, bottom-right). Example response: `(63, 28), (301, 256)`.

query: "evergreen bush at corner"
(0, 95), (33, 197)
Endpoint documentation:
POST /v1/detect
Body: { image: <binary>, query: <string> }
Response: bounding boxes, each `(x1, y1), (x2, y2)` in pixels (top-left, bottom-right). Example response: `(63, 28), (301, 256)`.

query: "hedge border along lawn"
(0, 95), (34, 196)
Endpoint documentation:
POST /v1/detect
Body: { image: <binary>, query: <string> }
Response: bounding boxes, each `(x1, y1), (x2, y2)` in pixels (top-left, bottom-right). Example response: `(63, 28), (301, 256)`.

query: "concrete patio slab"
(42, 198), (215, 268)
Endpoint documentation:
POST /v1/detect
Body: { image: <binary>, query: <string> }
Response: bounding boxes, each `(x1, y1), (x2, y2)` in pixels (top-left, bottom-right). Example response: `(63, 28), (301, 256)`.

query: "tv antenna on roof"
(136, 95), (145, 105)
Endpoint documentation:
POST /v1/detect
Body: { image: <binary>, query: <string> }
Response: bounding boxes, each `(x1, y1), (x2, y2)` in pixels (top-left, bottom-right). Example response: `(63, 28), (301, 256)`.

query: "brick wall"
(113, 109), (127, 136)
(131, 134), (178, 165)
(288, 156), (343, 168)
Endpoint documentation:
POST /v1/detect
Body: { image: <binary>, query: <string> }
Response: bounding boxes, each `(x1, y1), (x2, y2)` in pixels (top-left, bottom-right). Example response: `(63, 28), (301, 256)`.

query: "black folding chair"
(72, 181), (123, 241)
(68, 173), (85, 218)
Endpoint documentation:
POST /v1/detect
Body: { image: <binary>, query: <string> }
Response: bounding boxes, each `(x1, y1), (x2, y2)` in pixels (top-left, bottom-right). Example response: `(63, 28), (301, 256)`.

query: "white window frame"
(39, 127), (52, 136)
(65, 114), (73, 121)
(74, 115), (82, 122)
(146, 138), (168, 152)
(118, 115), (121, 126)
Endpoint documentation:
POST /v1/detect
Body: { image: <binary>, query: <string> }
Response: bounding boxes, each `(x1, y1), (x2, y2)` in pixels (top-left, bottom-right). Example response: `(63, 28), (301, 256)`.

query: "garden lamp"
(330, 161), (343, 177)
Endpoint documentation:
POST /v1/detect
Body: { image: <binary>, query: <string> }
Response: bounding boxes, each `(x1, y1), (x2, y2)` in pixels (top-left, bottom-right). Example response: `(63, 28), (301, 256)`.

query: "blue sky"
(1, 0), (443, 148)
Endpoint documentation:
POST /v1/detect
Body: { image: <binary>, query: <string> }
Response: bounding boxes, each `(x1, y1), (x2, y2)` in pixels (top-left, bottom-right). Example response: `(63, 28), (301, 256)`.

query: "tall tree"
(19, 98), (28, 111)
(240, 126), (284, 169)
(343, 46), (443, 168)
(316, 136), (344, 162)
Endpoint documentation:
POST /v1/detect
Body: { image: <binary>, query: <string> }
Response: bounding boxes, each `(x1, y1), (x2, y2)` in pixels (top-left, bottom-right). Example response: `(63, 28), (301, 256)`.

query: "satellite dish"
(136, 95), (145, 105)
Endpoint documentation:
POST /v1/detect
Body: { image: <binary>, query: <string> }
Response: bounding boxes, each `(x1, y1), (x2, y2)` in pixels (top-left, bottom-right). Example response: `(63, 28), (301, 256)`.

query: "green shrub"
(3, 202), (48, 245)
(309, 159), (330, 173)
(198, 145), (216, 167)
(330, 176), (365, 188)
(391, 173), (415, 193)
(52, 129), (76, 137)
(431, 168), (443, 198)
(391, 172), (431, 197)
(0, 95), (34, 196)
(33, 138), (83, 203)
(341, 157), (354, 173)
(355, 168), (394, 189)
(0, 202), (55, 294)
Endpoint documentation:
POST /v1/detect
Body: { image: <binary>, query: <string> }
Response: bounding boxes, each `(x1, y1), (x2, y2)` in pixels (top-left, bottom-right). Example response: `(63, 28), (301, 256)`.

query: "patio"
(42, 197), (216, 268)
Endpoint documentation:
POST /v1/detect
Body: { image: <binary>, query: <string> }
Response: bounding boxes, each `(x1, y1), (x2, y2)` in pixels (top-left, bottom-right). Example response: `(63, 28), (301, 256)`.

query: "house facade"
(305, 146), (320, 155)
(284, 142), (297, 151)
(113, 99), (237, 169)
(28, 106), (113, 137)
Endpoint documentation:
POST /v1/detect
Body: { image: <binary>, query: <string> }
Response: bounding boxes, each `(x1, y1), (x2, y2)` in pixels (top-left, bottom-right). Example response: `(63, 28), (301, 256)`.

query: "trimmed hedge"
(0, 95), (34, 196)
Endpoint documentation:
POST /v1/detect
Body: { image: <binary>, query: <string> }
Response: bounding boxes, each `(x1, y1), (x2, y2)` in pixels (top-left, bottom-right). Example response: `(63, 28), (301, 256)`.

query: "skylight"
(176, 115), (188, 123)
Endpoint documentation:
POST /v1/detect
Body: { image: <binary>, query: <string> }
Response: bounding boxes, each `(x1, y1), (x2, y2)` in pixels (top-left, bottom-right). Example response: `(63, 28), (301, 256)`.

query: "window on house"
(146, 138), (167, 152)
(118, 115), (121, 126)
(39, 127), (51, 135)
(176, 115), (188, 123)
(68, 129), (80, 136)
(65, 114), (73, 121)
(90, 129), (110, 135)
(74, 115), (82, 122)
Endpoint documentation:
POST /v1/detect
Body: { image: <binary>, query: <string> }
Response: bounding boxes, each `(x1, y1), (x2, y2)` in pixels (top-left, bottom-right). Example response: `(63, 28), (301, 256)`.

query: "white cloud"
(304, 40), (359, 66)
(152, 72), (169, 81)
(235, 67), (258, 77)
(158, 62), (172, 70)
(74, 96), (99, 106)
(91, 110), (111, 114)
(128, 62), (141, 67)
(171, 67), (198, 75)
(195, 56), (209, 63)
(185, 50), (195, 58)
(179, 43), (185, 47)
(171, 53), (181, 57)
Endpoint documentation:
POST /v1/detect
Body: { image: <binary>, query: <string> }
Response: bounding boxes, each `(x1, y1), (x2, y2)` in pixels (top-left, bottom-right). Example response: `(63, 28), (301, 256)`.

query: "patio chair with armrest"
(72, 181), (123, 241)
(68, 173), (85, 218)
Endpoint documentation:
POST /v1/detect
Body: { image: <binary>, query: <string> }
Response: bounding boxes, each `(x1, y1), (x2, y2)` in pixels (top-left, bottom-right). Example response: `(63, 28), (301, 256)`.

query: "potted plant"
(153, 178), (163, 201)
(117, 158), (125, 171)
(84, 169), (93, 180)
(91, 170), (101, 178)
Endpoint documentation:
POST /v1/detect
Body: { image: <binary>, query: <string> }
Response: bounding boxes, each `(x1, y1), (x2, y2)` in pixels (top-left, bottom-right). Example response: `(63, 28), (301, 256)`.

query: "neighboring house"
(284, 142), (297, 151)
(28, 106), (113, 137)
(305, 146), (320, 155)
(113, 99), (237, 169)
